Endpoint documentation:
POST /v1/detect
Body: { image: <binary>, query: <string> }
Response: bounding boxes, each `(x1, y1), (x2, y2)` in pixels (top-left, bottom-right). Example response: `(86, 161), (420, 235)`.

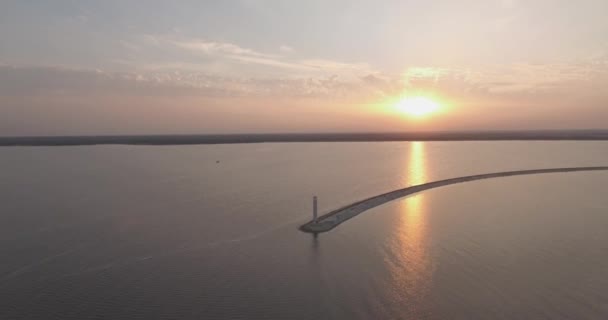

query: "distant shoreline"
(1, 130), (608, 146)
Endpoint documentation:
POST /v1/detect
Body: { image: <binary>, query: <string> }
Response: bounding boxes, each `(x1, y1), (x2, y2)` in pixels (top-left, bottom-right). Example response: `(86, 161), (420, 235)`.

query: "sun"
(395, 96), (440, 117)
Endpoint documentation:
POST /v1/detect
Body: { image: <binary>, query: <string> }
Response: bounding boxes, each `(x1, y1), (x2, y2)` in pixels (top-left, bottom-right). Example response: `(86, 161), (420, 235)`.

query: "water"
(1, 141), (608, 319)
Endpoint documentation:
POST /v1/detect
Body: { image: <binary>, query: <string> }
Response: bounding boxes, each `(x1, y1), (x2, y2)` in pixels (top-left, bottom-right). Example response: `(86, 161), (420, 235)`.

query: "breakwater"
(300, 166), (608, 233)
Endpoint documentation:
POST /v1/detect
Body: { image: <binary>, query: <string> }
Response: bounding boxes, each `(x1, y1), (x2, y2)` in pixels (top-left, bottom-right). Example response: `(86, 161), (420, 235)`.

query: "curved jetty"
(300, 166), (608, 233)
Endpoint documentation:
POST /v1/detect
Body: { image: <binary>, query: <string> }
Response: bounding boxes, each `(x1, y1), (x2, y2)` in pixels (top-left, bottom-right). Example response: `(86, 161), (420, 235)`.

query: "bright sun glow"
(396, 96), (440, 117)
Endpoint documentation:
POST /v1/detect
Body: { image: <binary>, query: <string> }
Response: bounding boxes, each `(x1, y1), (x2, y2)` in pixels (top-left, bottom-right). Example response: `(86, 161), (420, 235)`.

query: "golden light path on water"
(386, 142), (433, 315)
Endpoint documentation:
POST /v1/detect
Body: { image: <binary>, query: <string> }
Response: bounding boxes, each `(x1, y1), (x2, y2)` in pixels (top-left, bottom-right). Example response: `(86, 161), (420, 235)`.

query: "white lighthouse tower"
(313, 196), (318, 223)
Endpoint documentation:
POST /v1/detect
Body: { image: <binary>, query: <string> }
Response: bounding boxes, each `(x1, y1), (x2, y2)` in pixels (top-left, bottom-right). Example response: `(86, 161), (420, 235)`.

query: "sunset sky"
(2, 0), (608, 135)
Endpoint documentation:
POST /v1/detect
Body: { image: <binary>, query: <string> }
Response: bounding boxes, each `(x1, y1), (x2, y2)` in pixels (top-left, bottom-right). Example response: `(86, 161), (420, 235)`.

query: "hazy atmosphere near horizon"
(3, 2), (608, 320)
(2, 0), (608, 135)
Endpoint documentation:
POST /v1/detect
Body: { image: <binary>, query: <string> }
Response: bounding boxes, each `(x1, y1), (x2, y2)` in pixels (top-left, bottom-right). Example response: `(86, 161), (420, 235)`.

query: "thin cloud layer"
(3, 55), (606, 102)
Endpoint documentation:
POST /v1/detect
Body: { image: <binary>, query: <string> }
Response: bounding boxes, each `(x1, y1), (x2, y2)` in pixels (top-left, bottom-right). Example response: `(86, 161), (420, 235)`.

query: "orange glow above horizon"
(395, 96), (441, 117)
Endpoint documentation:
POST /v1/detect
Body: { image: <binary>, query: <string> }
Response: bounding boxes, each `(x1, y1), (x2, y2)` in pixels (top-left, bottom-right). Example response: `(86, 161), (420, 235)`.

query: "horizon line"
(2, 129), (608, 146)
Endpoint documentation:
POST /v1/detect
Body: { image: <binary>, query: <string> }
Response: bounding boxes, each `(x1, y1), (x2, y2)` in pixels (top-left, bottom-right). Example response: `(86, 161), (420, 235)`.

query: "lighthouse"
(313, 196), (318, 223)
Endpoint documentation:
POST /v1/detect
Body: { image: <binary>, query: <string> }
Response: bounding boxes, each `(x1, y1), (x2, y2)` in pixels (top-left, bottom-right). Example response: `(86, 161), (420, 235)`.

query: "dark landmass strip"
(300, 166), (608, 233)
(1, 130), (608, 146)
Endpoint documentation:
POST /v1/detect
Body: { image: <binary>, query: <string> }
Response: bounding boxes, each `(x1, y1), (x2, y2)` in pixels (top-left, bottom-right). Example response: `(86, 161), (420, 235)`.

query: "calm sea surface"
(1, 141), (608, 319)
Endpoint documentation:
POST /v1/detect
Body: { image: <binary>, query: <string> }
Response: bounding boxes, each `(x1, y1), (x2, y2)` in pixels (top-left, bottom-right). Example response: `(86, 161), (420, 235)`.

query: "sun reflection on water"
(386, 142), (432, 315)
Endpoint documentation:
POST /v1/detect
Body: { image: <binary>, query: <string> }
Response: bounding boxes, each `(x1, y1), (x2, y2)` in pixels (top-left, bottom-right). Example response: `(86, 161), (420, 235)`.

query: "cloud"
(498, 0), (518, 9)
(3, 57), (608, 135)
(3, 48), (608, 109)
(171, 38), (278, 59)
(279, 45), (294, 53)
(0, 65), (233, 97)
(396, 58), (608, 99)
(0, 64), (387, 100)
(128, 34), (374, 78)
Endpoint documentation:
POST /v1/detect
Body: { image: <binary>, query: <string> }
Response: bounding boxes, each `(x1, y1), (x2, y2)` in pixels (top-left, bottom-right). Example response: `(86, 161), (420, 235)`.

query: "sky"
(1, 0), (608, 135)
